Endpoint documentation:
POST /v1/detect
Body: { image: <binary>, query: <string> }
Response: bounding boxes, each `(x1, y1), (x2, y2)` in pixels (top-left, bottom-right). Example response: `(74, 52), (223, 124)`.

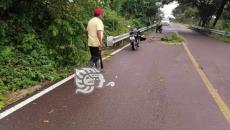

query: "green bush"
(45, 18), (89, 65)
(131, 19), (142, 28)
(0, 94), (6, 110)
(103, 7), (129, 36)
(222, 20), (230, 31)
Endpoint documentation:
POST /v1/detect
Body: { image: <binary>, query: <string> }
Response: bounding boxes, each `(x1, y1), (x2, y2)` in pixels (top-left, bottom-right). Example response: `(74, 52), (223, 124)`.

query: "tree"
(121, 0), (161, 25)
(212, 0), (230, 27)
(172, 0), (230, 27)
(173, 4), (198, 23)
(168, 0), (217, 26)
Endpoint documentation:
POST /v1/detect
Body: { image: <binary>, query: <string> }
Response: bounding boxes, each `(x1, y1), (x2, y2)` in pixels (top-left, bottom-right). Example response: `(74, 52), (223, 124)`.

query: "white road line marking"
(0, 74), (75, 119)
(110, 44), (129, 56)
(0, 44), (129, 120)
(183, 41), (230, 124)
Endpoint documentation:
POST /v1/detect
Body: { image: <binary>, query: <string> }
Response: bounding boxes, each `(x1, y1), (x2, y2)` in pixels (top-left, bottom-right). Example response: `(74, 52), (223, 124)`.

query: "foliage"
(208, 33), (230, 43)
(221, 10), (230, 31)
(103, 7), (129, 36)
(0, 1), (90, 92)
(172, 0), (230, 27)
(174, 0), (230, 31)
(173, 5), (199, 25)
(0, 94), (6, 109)
(108, 0), (126, 15)
(121, 0), (161, 26)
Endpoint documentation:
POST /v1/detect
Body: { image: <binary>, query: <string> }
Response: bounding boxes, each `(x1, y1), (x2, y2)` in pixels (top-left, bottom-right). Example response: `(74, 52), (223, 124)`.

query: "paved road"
(0, 24), (229, 130)
(174, 24), (230, 107)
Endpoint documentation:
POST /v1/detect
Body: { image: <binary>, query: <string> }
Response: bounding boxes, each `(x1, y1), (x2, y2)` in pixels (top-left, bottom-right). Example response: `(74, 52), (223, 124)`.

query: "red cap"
(94, 8), (103, 15)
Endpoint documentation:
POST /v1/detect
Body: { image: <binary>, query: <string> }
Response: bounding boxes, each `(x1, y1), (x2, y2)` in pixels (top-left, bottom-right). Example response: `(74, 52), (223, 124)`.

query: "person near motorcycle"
(86, 8), (104, 70)
(156, 21), (163, 33)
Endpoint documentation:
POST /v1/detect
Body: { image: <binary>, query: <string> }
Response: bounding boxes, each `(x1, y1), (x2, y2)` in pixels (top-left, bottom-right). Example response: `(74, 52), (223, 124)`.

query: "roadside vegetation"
(169, 0), (230, 42)
(170, 0), (230, 28)
(161, 32), (184, 45)
(0, 0), (162, 109)
(208, 34), (230, 43)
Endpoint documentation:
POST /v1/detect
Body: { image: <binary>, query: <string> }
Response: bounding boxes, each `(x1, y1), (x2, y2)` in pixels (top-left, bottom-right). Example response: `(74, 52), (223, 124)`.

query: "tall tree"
(175, 0), (223, 27)
(212, 0), (230, 27)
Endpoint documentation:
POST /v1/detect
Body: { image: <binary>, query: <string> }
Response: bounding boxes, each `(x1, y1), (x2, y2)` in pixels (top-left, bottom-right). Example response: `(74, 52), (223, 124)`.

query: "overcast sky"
(160, 1), (179, 19)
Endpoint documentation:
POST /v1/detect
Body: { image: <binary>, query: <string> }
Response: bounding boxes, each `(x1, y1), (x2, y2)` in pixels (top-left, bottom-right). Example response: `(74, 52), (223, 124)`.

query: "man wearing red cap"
(86, 8), (104, 70)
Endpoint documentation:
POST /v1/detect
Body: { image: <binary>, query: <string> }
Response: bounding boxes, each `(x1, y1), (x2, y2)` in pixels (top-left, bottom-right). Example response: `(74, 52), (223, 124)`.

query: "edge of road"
(182, 41), (230, 124)
(0, 44), (130, 120)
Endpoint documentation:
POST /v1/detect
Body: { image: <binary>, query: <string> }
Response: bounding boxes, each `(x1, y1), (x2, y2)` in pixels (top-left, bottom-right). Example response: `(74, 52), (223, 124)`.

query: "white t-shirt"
(87, 17), (104, 47)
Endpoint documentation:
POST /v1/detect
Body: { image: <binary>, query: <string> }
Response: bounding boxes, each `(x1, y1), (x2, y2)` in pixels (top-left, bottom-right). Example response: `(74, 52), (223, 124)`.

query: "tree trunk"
(201, 17), (209, 27)
(109, 0), (113, 10)
(212, 0), (228, 27)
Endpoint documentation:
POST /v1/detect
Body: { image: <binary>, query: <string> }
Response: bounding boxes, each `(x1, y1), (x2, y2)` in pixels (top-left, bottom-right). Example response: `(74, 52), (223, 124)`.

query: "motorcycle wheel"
(137, 39), (140, 47)
(131, 42), (136, 50)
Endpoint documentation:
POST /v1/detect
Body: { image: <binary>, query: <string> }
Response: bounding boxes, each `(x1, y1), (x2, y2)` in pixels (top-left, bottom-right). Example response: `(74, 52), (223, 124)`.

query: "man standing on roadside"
(86, 8), (104, 71)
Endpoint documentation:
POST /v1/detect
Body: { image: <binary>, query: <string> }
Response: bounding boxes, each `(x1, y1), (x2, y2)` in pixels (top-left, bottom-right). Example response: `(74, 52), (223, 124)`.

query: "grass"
(0, 95), (7, 109)
(189, 25), (230, 43)
(161, 32), (185, 45)
(210, 20), (230, 32)
(208, 33), (230, 43)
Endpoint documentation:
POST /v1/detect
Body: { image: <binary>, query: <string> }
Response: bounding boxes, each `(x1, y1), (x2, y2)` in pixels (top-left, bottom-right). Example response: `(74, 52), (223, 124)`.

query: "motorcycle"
(129, 29), (146, 50)
(129, 32), (139, 50)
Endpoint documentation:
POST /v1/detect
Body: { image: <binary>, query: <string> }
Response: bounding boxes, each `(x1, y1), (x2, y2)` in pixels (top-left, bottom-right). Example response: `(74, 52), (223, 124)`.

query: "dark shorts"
(88, 46), (103, 69)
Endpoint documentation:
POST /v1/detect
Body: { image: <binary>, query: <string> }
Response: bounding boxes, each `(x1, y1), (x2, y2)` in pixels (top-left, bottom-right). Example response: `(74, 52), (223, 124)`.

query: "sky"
(160, 1), (179, 19)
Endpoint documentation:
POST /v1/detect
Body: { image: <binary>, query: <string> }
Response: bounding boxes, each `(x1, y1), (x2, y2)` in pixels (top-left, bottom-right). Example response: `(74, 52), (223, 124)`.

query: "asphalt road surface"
(0, 23), (229, 130)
